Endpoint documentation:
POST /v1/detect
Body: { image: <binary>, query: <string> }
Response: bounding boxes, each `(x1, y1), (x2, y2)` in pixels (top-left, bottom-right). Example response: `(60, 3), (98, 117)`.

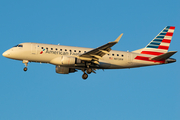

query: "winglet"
(114, 33), (123, 43)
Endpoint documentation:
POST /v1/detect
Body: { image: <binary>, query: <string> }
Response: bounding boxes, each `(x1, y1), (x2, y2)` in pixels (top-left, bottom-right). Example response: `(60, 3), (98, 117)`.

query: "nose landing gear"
(23, 60), (29, 72)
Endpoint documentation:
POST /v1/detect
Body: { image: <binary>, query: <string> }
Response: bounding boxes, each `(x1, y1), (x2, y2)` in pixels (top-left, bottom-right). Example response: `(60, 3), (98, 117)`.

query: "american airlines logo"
(40, 49), (45, 54)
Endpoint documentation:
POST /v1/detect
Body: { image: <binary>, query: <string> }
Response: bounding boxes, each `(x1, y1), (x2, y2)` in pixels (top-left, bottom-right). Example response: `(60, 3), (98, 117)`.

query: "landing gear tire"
(82, 73), (88, 80)
(86, 68), (92, 74)
(23, 67), (28, 71)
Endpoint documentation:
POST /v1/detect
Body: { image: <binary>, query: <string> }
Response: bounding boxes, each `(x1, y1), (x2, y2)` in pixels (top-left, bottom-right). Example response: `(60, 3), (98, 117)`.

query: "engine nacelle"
(50, 56), (82, 66)
(61, 56), (76, 65)
(56, 66), (77, 74)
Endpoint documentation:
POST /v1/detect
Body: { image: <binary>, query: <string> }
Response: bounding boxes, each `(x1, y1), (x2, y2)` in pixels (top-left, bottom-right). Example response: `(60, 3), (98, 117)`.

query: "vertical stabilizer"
(133, 26), (175, 56)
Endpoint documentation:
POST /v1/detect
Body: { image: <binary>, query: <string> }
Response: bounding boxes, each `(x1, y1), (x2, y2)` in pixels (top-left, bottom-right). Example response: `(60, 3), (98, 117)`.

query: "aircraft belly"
(99, 62), (112, 68)
(99, 59), (126, 69)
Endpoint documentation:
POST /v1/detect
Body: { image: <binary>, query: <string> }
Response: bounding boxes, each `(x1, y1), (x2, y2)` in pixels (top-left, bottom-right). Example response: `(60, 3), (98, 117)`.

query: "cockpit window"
(14, 44), (23, 47)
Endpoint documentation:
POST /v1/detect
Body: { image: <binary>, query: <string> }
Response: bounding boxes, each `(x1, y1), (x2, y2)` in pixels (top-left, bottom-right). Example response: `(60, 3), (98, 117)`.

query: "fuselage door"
(127, 52), (132, 64)
(31, 43), (37, 54)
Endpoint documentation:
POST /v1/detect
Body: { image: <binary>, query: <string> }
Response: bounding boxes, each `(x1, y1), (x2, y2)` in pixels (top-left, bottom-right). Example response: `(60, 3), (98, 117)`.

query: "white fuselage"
(3, 42), (162, 69)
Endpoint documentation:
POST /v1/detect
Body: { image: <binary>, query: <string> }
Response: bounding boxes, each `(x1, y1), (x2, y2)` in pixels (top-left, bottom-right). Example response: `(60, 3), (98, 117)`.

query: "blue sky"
(0, 0), (179, 120)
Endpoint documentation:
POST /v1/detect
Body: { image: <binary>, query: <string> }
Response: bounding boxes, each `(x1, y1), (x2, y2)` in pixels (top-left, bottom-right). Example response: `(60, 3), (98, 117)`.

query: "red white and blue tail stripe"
(143, 26), (175, 55)
(134, 26), (175, 63)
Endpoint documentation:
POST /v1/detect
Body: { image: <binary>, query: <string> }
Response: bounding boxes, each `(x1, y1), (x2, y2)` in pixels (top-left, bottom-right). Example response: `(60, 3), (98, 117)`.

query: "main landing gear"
(23, 60), (29, 72)
(86, 68), (92, 74)
(82, 68), (96, 80)
(82, 73), (88, 80)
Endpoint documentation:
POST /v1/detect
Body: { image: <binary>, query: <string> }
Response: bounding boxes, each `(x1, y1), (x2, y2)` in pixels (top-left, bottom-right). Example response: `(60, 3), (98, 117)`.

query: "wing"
(77, 34), (123, 64)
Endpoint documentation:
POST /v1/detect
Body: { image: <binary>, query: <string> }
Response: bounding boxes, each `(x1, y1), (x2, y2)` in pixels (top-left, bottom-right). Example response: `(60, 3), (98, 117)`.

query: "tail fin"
(133, 26), (175, 55)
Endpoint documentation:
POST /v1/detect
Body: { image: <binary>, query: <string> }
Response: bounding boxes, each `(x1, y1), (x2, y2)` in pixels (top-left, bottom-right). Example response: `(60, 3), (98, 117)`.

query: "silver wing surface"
(77, 34), (123, 64)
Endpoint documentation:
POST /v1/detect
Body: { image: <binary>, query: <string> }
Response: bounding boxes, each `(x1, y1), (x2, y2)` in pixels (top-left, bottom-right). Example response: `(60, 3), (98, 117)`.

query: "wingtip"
(115, 33), (123, 43)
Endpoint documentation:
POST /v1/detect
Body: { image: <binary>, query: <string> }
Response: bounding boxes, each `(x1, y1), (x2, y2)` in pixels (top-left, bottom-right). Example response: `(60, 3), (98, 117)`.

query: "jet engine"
(50, 56), (82, 66)
(56, 66), (77, 74)
(60, 56), (82, 65)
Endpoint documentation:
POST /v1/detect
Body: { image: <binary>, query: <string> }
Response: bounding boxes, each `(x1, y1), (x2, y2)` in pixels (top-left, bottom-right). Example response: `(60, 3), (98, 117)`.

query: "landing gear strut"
(23, 60), (29, 72)
(81, 68), (96, 80)
(81, 62), (97, 80)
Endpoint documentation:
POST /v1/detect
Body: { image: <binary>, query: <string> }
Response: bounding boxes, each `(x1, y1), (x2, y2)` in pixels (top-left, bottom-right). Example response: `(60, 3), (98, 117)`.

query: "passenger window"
(117, 54), (119, 56)
(112, 54), (114, 56)
(79, 51), (81, 53)
(108, 54), (109, 56)
(65, 49), (67, 51)
(122, 55), (124, 57)
(42, 47), (44, 49)
(84, 51), (86, 53)
(56, 48), (58, 50)
(51, 48), (53, 50)
(60, 49), (62, 51)
(74, 50), (76, 52)
(46, 48), (48, 50)
(70, 50), (72, 52)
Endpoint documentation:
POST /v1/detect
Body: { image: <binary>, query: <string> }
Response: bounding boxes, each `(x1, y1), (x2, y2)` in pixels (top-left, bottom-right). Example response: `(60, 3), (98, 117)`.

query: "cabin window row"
(41, 47), (124, 57)
(41, 47), (86, 53)
(108, 54), (124, 57)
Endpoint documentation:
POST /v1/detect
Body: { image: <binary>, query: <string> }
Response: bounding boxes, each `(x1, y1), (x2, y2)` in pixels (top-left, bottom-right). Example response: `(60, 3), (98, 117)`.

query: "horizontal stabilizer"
(150, 51), (177, 60)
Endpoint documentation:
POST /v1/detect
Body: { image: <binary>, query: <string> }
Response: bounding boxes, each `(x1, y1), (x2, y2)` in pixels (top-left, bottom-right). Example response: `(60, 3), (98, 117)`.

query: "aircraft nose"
(2, 50), (10, 57)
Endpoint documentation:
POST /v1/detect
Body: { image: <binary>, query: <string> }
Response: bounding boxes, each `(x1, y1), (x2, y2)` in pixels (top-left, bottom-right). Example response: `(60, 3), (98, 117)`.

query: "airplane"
(2, 26), (177, 80)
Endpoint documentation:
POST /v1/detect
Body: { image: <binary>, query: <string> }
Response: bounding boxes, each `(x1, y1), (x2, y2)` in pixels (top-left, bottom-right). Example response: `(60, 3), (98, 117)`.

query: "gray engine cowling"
(50, 56), (82, 66)
(56, 66), (77, 74)
(61, 56), (82, 65)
